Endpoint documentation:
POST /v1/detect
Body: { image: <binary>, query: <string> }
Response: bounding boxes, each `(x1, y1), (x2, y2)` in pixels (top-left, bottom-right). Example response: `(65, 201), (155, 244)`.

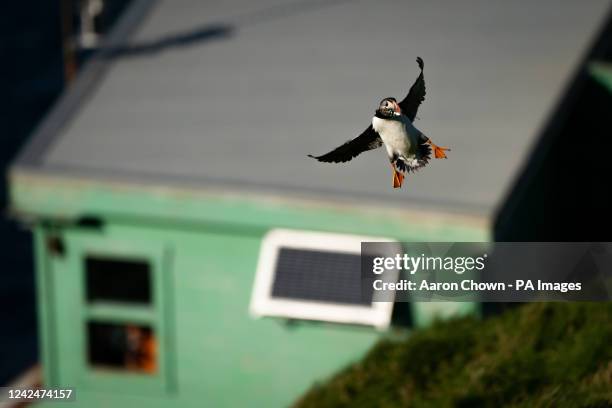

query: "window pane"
(85, 257), (151, 304)
(87, 321), (157, 374)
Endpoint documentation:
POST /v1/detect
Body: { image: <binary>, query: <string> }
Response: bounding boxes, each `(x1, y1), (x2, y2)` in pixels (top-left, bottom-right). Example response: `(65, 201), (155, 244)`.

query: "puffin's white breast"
(372, 116), (412, 156)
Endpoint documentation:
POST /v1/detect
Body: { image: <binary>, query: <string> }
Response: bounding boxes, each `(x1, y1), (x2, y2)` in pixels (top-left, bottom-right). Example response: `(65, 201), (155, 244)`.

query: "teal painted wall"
(13, 173), (488, 407)
(37, 223), (391, 407)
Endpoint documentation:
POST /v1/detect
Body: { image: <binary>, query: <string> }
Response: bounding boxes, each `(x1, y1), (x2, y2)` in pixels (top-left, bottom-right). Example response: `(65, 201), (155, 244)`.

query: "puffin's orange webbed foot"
(396, 171), (404, 188)
(392, 168), (404, 189)
(427, 140), (451, 159)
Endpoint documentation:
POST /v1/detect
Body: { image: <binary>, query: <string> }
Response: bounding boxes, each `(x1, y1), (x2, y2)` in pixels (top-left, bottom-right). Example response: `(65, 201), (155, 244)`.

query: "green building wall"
(12, 172), (488, 407)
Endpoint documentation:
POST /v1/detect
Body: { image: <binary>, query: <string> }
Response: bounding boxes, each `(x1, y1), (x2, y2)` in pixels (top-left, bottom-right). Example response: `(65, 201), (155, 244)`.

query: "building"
(8, 0), (608, 406)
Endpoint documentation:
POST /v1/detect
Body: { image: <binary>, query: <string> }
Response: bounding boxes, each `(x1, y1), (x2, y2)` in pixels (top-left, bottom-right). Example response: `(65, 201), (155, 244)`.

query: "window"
(249, 229), (401, 329)
(87, 321), (157, 374)
(85, 257), (152, 304)
(46, 229), (174, 394)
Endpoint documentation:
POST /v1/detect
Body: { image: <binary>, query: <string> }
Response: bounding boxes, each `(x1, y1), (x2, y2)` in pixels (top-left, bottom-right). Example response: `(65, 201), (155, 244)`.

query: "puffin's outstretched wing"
(398, 57), (425, 122)
(308, 125), (382, 163)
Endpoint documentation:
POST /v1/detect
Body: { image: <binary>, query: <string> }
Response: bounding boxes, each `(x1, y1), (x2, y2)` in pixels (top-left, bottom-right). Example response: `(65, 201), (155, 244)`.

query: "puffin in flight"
(308, 57), (449, 188)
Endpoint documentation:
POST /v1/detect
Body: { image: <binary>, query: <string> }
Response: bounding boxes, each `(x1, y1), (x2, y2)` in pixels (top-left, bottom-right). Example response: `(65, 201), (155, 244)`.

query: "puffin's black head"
(376, 97), (400, 118)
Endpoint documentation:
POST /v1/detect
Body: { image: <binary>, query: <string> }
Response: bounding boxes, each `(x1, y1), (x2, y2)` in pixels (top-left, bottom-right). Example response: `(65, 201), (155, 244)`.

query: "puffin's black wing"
(308, 125), (382, 163)
(398, 57), (425, 122)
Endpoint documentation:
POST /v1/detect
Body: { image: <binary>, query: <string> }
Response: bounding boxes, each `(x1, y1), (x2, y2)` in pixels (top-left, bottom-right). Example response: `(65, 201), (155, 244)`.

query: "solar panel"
(271, 248), (376, 306)
(249, 229), (400, 329)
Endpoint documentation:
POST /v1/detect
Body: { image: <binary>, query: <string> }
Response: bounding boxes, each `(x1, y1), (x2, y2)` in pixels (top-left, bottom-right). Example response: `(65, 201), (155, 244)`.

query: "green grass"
(294, 303), (612, 408)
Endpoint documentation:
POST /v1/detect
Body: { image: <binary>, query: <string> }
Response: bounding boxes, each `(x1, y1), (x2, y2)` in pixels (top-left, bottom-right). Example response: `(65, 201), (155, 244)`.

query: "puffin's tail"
(394, 146), (431, 174)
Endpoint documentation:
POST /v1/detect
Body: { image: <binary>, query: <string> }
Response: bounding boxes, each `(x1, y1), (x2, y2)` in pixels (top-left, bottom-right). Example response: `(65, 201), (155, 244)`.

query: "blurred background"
(1, 0), (132, 386)
(2, 0), (611, 406)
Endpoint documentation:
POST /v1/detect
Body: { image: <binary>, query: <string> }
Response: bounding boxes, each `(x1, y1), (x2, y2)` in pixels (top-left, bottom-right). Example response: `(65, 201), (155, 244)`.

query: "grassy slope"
(295, 303), (612, 408)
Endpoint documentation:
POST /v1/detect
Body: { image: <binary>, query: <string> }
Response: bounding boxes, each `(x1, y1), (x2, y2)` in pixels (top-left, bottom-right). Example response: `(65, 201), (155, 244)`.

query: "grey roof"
(15, 0), (611, 216)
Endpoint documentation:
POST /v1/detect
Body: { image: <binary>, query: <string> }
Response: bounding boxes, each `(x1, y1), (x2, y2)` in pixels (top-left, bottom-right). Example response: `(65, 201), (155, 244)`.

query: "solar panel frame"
(249, 229), (401, 329)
